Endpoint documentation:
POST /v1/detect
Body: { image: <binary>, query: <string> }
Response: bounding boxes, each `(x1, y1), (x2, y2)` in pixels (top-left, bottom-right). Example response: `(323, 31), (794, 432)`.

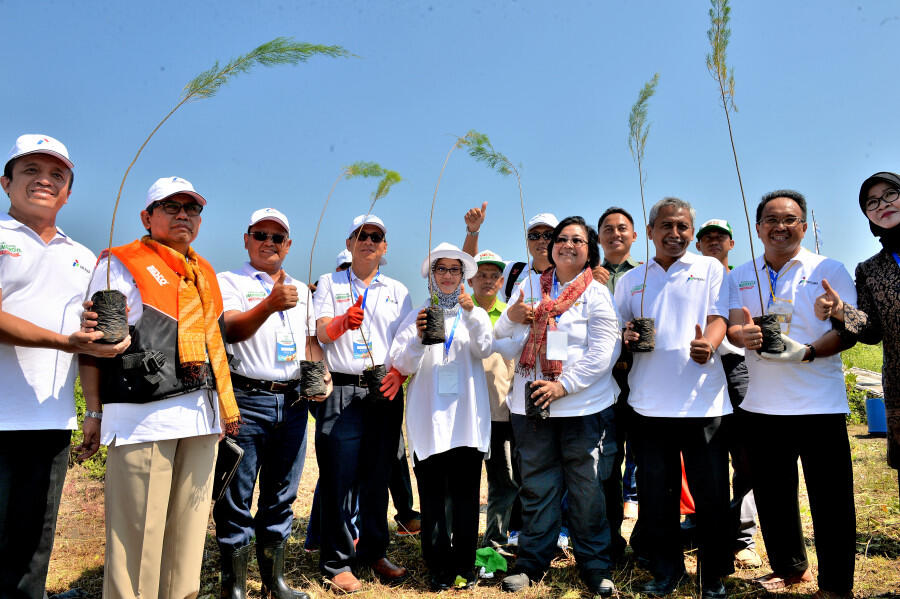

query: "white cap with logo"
(335, 249), (353, 268)
(249, 208), (290, 235)
(5, 134), (73, 170)
(347, 214), (387, 238)
(145, 177), (207, 208)
(527, 213), (559, 231)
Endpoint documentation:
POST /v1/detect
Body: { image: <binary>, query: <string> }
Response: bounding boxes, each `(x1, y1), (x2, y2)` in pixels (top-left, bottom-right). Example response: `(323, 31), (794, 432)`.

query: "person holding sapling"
(212, 208), (326, 599)
(814, 172), (900, 504)
(79, 176), (239, 598)
(727, 190), (857, 598)
(693, 218), (761, 570)
(312, 214), (413, 593)
(495, 216), (621, 597)
(385, 243), (492, 590)
(613, 198), (733, 598)
(0, 134), (130, 599)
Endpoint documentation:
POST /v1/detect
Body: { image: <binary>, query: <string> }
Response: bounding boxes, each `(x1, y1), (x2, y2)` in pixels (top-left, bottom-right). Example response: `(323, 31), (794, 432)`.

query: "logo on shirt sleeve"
(739, 280), (757, 291)
(335, 292), (351, 302)
(797, 276), (819, 287)
(686, 274), (706, 283)
(72, 258), (92, 274)
(630, 283), (646, 296)
(0, 242), (22, 257)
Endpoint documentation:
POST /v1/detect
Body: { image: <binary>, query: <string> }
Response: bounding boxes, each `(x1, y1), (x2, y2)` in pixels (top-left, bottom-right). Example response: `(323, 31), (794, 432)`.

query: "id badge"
(546, 329), (568, 361)
(352, 331), (373, 361)
(438, 363), (459, 395)
(276, 330), (297, 362)
(769, 297), (794, 335)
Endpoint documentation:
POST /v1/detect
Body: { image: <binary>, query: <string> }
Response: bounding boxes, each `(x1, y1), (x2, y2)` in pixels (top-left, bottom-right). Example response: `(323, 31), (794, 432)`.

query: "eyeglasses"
(759, 215), (804, 227)
(527, 231), (554, 241)
(865, 188), (899, 212)
(554, 236), (588, 247)
(149, 199), (203, 216)
(433, 266), (462, 276)
(250, 231), (287, 244)
(351, 231), (385, 243)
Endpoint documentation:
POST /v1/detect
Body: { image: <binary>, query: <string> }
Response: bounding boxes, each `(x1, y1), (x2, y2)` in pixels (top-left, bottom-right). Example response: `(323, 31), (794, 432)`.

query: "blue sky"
(3, 0), (899, 302)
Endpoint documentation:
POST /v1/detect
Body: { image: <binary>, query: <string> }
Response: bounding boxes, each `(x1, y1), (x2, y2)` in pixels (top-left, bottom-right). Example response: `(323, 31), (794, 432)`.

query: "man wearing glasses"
(80, 176), (239, 598)
(726, 191), (857, 598)
(213, 208), (326, 598)
(312, 214), (414, 593)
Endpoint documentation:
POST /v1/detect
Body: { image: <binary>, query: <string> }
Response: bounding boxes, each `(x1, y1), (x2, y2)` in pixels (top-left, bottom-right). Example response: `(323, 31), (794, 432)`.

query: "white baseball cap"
(347, 214), (386, 238)
(249, 207), (290, 235)
(145, 176), (206, 208)
(5, 134), (73, 170)
(421, 242), (478, 280)
(474, 249), (506, 270)
(336, 249), (353, 268)
(527, 213), (559, 231)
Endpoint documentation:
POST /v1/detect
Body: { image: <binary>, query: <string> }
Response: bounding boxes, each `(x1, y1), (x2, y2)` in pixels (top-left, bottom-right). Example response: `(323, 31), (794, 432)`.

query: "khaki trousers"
(103, 434), (217, 599)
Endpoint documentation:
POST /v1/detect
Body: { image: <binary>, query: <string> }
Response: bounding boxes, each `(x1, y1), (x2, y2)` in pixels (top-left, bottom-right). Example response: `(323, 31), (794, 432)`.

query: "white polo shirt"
(495, 270), (622, 417)
(614, 251), (731, 418)
(88, 255), (221, 446)
(313, 269), (412, 375)
(729, 248), (857, 415)
(217, 263), (316, 382)
(0, 214), (96, 431)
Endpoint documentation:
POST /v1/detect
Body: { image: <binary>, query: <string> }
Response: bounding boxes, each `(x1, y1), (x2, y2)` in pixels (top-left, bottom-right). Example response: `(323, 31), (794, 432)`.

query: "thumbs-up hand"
(689, 323), (714, 364)
(814, 278), (844, 321)
(507, 291), (533, 324)
(265, 269), (299, 312)
(465, 201), (488, 232)
(346, 295), (365, 329)
(458, 283), (475, 312)
(738, 306), (763, 350)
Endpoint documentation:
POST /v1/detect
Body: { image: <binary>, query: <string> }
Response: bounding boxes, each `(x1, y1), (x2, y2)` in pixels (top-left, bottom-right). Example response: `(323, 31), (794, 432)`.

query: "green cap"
(697, 218), (733, 239)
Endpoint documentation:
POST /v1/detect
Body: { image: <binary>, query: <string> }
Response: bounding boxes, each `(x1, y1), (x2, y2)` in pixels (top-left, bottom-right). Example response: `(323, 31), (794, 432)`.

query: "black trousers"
(740, 410), (856, 594)
(389, 428), (418, 522)
(631, 414), (733, 581)
(0, 429), (71, 599)
(413, 446), (484, 580)
(482, 420), (522, 547)
(312, 383), (404, 577)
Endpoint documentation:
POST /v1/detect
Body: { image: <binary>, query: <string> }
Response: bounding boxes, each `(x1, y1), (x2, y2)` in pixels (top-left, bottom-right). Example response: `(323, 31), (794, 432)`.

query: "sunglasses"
(150, 199), (203, 216)
(250, 231), (287, 244)
(527, 231), (554, 241)
(352, 231), (385, 243)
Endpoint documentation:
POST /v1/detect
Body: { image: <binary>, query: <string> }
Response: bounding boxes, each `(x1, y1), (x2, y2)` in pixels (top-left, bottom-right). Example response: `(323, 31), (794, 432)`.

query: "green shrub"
(845, 372), (869, 425)
(70, 377), (108, 480)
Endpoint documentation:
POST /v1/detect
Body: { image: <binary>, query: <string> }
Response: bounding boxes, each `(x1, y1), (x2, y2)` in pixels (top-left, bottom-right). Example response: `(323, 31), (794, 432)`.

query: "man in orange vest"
(79, 176), (240, 599)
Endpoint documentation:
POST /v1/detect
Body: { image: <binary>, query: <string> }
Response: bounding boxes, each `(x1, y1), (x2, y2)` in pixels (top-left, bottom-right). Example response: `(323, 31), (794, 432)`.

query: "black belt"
(331, 370), (382, 388)
(230, 372), (299, 393)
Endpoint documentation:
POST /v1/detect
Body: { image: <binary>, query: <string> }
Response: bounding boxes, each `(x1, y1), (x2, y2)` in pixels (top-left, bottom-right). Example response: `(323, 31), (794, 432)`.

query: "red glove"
(379, 367), (407, 401)
(325, 296), (364, 340)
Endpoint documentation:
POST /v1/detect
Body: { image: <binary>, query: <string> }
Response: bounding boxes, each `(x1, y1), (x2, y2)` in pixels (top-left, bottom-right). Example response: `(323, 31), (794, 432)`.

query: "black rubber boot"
(257, 540), (311, 599)
(219, 544), (252, 599)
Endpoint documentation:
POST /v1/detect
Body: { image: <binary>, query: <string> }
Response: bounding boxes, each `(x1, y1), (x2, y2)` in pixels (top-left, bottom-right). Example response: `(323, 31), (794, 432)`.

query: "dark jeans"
(213, 389), (308, 549)
(413, 446), (484, 579)
(483, 420), (522, 547)
(721, 354), (757, 550)
(602, 398), (632, 559)
(0, 429), (71, 599)
(510, 407), (616, 579)
(631, 413), (733, 581)
(312, 382), (404, 577)
(740, 410), (856, 594)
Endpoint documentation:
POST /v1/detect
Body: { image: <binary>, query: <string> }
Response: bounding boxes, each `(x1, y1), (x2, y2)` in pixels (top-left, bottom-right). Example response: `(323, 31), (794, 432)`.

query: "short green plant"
(627, 73), (659, 318)
(106, 38), (352, 286)
(845, 372), (869, 425)
(706, 0), (764, 312)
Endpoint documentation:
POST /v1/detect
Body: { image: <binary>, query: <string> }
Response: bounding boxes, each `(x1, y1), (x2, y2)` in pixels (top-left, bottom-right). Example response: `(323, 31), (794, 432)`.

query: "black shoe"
(219, 544), (252, 599)
(583, 570), (616, 597)
(429, 573), (451, 592)
(640, 573), (688, 596)
(701, 578), (727, 599)
(257, 541), (311, 599)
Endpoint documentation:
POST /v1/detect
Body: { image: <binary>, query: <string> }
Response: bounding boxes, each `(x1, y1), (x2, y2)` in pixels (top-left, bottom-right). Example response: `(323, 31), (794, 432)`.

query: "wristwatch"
(803, 344), (816, 363)
(84, 410), (103, 421)
(466, 229), (480, 236)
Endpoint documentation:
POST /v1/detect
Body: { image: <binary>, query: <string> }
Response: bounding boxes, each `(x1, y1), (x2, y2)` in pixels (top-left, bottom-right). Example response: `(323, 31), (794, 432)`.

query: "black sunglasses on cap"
(250, 231), (287, 244)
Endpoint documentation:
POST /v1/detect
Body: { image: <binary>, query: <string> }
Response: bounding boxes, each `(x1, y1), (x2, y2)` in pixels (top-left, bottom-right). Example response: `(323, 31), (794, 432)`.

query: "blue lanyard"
(348, 269), (378, 310)
(893, 252), (900, 268)
(256, 274), (286, 326)
(551, 273), (562, 323)
(443, 309), (462, 359)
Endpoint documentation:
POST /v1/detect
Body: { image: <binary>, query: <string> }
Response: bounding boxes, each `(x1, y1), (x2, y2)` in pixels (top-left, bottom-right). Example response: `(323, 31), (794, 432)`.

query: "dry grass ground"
(48, 423), (899, 598)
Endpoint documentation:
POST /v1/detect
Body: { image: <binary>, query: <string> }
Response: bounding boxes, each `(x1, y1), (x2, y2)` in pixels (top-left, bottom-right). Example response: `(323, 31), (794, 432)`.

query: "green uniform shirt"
(603, 255), (641, 294)
(473, 296), (506, 327)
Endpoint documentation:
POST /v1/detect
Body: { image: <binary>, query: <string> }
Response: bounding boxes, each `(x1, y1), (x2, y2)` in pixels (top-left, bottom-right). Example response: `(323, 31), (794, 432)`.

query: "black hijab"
(859, 171), (900, 251)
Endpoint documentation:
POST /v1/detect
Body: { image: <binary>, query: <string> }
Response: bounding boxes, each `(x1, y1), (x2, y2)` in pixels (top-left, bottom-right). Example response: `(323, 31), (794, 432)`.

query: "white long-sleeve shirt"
(390, 303), (493, 461)
(494, 272), (622, 417)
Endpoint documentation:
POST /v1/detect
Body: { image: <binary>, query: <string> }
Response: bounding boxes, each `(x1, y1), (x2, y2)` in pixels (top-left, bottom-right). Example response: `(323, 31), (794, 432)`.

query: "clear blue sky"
(4, 0), (899, 302)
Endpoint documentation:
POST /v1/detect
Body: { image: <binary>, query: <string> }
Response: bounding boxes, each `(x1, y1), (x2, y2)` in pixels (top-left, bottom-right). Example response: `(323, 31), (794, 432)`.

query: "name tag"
(352, 332), (373, 361)
(438, 363), (459, 395)
(769, 297), (794, 335)
(546, 330), (568, 361)
(276, 330), (297, 362)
